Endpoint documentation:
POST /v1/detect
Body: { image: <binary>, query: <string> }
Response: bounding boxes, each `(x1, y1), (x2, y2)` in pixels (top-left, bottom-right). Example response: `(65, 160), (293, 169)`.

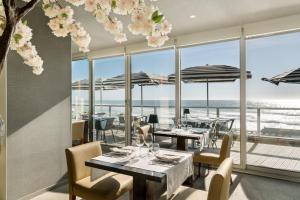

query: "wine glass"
(151, 143), (160, 156)
(144, 133), (153, 155)
(187, 125), (193, 133)
(135, 134), (144, 156)
(144, 133), (153, 147)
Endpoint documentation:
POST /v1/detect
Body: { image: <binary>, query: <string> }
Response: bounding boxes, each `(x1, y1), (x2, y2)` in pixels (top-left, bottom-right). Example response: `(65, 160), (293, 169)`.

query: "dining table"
(154, 128), (209, 151)
(85, 147), (194, 200)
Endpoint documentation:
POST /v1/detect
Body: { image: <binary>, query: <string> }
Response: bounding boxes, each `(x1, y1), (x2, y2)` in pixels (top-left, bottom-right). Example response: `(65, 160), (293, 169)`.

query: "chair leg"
(103, 131), (107, 143)
(111, 129), (116, 142)
(96, 131), (99, 141)
(198, 163), (201, 177)
(69, 194), (76, 200)
(129, 189), (133, 200)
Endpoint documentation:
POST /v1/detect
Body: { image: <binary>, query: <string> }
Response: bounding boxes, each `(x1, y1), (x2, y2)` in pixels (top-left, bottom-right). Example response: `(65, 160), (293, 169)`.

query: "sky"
(72, 31), (300, 105)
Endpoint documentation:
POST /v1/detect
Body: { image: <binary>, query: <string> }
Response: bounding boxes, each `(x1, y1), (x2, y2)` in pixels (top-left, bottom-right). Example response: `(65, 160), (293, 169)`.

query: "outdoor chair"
(95, 112), (106, 117)
(208, 120), (219, 149)
(65, 142), (133, 200)
(217, 119), (234, 135)
(193, 132), (233, 180)
(115, 114), (125, 135)
(160, 158), (233, 200)
(95, 117), (116, 143)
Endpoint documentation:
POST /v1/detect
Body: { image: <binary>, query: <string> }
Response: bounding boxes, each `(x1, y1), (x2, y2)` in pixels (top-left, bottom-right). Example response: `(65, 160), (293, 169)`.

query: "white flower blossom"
(85, 0), (98, 12)
(32, 65), (44, 75)
(42, 2), (60, 18)
(147, 34), (169, 47)
(99, 0), (112, 11)
(16, 42), (38, 60)
(95, 9), (109, 23)
(16, 41), (44, 75)
(160, 19), (172, 35)
(113, 0), (139, 15)
(10, 22), (33, 50)
(65, 0), (85, 7)
(104, 18), (123, 35)
(69, 22), (91, 52)
(57, 6), (74, 24)
(114, 32), (127, 43)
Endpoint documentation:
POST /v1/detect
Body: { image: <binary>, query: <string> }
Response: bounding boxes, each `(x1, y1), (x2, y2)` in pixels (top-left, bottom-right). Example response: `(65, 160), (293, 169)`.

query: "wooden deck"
(228, 141), (300, 172)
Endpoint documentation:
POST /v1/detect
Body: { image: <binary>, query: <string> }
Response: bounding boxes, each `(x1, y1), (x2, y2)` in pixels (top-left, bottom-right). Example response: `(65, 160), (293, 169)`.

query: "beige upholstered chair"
(72, 120), (85, 146)
(65, 142), (133, 200)
(194, 133), (233, 177)
(161, 158), (233, 200)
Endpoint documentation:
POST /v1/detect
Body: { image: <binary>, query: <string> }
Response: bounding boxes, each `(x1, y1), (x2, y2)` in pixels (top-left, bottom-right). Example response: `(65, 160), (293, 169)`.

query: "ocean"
(72, 98), (300, 135)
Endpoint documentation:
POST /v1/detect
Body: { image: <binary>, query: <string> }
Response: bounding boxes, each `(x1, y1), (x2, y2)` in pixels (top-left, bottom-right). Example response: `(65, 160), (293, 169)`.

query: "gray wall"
(0, 64), (7, 200)
(6, 3), (72, 199)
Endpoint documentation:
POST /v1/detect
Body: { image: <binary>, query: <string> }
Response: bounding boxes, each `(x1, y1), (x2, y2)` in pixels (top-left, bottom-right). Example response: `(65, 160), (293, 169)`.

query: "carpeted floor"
(31, 171), (300, 200)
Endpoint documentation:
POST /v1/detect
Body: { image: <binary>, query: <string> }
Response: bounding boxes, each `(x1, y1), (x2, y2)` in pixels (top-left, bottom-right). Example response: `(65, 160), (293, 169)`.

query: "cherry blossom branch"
(16, 0), (40, 21)
(0, 0), (40, 73)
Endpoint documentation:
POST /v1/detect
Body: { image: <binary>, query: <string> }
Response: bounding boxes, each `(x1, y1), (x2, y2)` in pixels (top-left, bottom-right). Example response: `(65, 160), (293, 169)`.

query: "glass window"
(72, 59), (89, 120)
(131, 49), (176, 145)
(180, 40), (240, 164)
(246, 32), (300, 172)
(93, 56), (126, 146)
(72, 59), (89, 145)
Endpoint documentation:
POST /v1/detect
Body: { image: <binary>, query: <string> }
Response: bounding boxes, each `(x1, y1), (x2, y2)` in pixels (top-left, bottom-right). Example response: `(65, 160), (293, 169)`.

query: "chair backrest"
(208, 120), (218, 138)
(137, 125), (151, 136)
(219, 133), (233, 162)
(207, 158), (233, 200)
(119, 115), (125, 124)
(103, 117), (115, 130)
(72, 121), (85, 141)
(65, 142), (102, 185)
(95, 119), (104, 130)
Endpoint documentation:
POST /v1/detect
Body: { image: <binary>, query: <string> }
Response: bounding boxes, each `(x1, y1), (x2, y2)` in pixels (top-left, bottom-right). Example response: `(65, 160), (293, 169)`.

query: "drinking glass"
(144, 133), (153, 151)
(187, 125), (193, 133)
(135, 134), (144, 156)
(151, 143), (160, 156)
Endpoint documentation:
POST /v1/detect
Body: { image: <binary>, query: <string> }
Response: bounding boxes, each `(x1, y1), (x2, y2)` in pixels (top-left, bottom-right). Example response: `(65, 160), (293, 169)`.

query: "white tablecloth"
(91, 147), (194, 199)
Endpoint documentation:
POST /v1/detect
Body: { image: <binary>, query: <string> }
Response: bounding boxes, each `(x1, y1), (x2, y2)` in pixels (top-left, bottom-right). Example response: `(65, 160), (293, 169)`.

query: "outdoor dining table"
(85, 147), (194, 200)
(154, 128), (209, 151)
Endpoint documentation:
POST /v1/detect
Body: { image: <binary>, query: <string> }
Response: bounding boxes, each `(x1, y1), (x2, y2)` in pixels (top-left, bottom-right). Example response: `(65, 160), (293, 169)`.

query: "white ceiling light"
(190, 15), (196, 19)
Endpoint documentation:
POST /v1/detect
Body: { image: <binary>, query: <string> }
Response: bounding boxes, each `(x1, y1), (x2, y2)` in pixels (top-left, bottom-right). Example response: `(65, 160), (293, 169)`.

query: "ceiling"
(71, 0), (300, 53)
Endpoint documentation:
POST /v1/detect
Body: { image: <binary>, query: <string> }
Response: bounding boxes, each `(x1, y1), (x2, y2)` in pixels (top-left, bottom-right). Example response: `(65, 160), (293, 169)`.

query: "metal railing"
(72, 104), (300, 136)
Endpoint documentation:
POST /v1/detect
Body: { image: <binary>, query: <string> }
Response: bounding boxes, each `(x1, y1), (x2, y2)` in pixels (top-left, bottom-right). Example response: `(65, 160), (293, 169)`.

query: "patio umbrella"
(72, 78), (123, 107)
(168, 65), (252, 116)
(261, 68), (300, 85)
(102, 71), (170, 115)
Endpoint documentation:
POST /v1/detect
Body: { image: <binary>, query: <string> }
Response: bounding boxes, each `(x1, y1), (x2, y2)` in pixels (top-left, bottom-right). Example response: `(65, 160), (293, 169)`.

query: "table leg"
(133, 175), (147, 200)
(177, 137), (187, 151)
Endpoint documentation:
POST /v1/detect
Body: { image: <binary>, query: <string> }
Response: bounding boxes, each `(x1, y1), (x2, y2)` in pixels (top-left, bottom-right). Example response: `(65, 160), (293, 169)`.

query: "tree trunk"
(0, 0), (40, 73)
(0, 21), (15, 73)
